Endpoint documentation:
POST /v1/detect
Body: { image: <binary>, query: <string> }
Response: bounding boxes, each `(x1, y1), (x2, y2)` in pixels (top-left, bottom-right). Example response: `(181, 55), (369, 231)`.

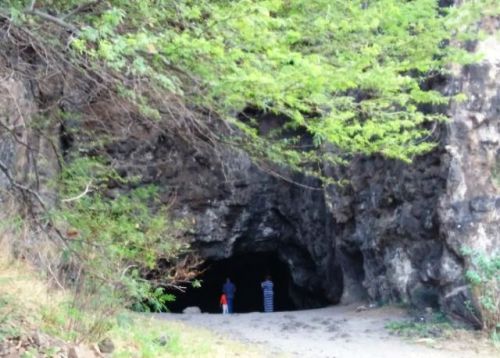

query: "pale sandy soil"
(156, 304), (498, 358)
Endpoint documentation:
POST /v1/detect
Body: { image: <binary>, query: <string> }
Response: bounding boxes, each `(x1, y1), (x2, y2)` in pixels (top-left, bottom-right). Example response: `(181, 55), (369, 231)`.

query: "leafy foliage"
(56, 158), (186, 271)
(46, 157), (189, 338)
(462, 247), (500, 333)
(2, 0), (497, 171)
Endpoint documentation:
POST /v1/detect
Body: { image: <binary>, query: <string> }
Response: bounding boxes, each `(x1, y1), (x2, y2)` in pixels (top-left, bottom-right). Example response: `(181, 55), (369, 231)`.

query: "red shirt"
(220, 294), (227, 305)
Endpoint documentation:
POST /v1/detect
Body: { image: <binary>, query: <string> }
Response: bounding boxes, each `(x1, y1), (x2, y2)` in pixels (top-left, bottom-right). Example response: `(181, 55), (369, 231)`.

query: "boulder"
(183, 306), (202, 314)
(98, 338), (115, 354)
(68, 345), (96, 358)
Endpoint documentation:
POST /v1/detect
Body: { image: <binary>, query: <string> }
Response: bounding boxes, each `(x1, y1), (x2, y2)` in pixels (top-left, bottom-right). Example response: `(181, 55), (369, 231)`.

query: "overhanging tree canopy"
(2, 0), (496, 172)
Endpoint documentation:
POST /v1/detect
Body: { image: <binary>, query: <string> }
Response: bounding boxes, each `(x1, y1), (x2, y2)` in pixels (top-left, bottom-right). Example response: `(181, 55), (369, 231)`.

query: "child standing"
(220, 292), (228, 314)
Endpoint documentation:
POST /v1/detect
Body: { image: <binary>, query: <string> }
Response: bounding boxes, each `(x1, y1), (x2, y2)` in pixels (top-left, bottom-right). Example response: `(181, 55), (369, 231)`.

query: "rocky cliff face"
(438, 33), (500, 323)
(0, 23), (498, 323)
(165, 32), (498, 322)
(326, 151), (447, 307)
(323, 32), (499, 322)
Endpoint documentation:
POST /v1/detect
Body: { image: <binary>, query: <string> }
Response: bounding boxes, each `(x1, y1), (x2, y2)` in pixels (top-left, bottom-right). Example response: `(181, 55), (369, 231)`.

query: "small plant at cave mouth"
(385, 312), (454, 339)
(462, 247), (500, 335)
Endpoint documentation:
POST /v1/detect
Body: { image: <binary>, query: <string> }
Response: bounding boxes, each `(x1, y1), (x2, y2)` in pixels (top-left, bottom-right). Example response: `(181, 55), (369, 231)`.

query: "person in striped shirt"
(261, 275), (274, 313)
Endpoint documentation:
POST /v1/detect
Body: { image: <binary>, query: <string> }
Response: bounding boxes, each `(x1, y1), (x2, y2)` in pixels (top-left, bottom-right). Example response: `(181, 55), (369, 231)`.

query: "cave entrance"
(168, 252), (297, 313)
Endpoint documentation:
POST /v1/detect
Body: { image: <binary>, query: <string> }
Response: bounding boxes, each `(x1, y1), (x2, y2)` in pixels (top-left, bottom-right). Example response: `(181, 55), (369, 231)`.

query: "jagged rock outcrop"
(437, 33), (500, 323)
(326, 151), (448, 307)
(324, 31), (499, 323)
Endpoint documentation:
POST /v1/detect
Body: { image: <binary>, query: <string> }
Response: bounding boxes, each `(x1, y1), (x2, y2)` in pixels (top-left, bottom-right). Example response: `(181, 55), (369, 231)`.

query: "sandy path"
(156, 304), (497, 358)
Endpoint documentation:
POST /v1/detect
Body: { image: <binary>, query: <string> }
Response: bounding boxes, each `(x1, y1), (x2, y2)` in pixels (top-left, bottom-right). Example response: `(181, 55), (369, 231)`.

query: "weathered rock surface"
(437, 33), (500, 324)
(183, 306), (202, 314)
(326, 151), (448, 308)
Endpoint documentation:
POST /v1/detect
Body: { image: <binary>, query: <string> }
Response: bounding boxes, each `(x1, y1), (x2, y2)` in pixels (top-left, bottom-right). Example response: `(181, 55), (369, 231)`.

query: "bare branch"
(120, 264), (137, 280)
(254, 161), (324, 191)
(0, 159), (47, 210)
(61, 180), (93, 202)
(0, 120), (34, 151)
(38, 251), (66, 291)
(62, 0), (104, 20)
(26, 9), (79, 33)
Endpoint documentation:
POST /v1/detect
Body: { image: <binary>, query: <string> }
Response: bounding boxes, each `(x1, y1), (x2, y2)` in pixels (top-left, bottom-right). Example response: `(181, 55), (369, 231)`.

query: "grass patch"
(110, 313), (263, 358)
(0, 253), (65, 341)
(386, 312), (500, 355)
(0, 252), (263, 356)
(385, 312), (455, 339)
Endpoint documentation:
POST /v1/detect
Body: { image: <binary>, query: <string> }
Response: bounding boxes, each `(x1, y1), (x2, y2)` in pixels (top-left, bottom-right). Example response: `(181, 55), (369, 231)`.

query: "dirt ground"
(156, 304), (498, 358)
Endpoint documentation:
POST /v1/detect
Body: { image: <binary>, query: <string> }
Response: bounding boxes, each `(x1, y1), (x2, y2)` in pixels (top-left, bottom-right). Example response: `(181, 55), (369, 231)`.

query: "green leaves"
(8, 0), (491, 171)
(462, 247), (500, 331)
(53, 158), (188, 310)
(79, 1), (484, 162)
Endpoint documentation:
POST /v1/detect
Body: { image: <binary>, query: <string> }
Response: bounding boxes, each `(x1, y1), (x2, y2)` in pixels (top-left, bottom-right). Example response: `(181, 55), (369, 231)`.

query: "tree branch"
(0, 159), (47, 210)
(61, 0), (104, 20)
(61, 180), (92, 202)
(26, 9), (79, 33)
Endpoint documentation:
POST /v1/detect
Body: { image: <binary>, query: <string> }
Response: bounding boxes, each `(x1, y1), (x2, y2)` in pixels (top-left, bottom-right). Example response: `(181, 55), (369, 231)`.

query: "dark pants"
(227, 297), (234, 313)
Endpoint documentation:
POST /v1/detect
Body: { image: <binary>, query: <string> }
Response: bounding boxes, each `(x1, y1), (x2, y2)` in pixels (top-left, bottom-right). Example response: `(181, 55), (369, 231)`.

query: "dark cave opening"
(167, 252), (301, 313)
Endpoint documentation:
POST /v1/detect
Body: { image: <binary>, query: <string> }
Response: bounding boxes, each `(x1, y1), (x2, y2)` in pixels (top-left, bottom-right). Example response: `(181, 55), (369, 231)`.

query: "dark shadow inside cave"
(342, 247), (368, 301)
(167, 252), (304, 313)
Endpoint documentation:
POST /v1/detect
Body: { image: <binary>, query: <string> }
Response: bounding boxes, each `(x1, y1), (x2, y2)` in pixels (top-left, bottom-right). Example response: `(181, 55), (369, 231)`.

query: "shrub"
(45, 157), (191, 341)
(462, 248), (500, 333)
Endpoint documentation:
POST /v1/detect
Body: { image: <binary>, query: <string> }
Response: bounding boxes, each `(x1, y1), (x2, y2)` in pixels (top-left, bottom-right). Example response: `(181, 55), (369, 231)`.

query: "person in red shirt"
(220, 292), (228, 314)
